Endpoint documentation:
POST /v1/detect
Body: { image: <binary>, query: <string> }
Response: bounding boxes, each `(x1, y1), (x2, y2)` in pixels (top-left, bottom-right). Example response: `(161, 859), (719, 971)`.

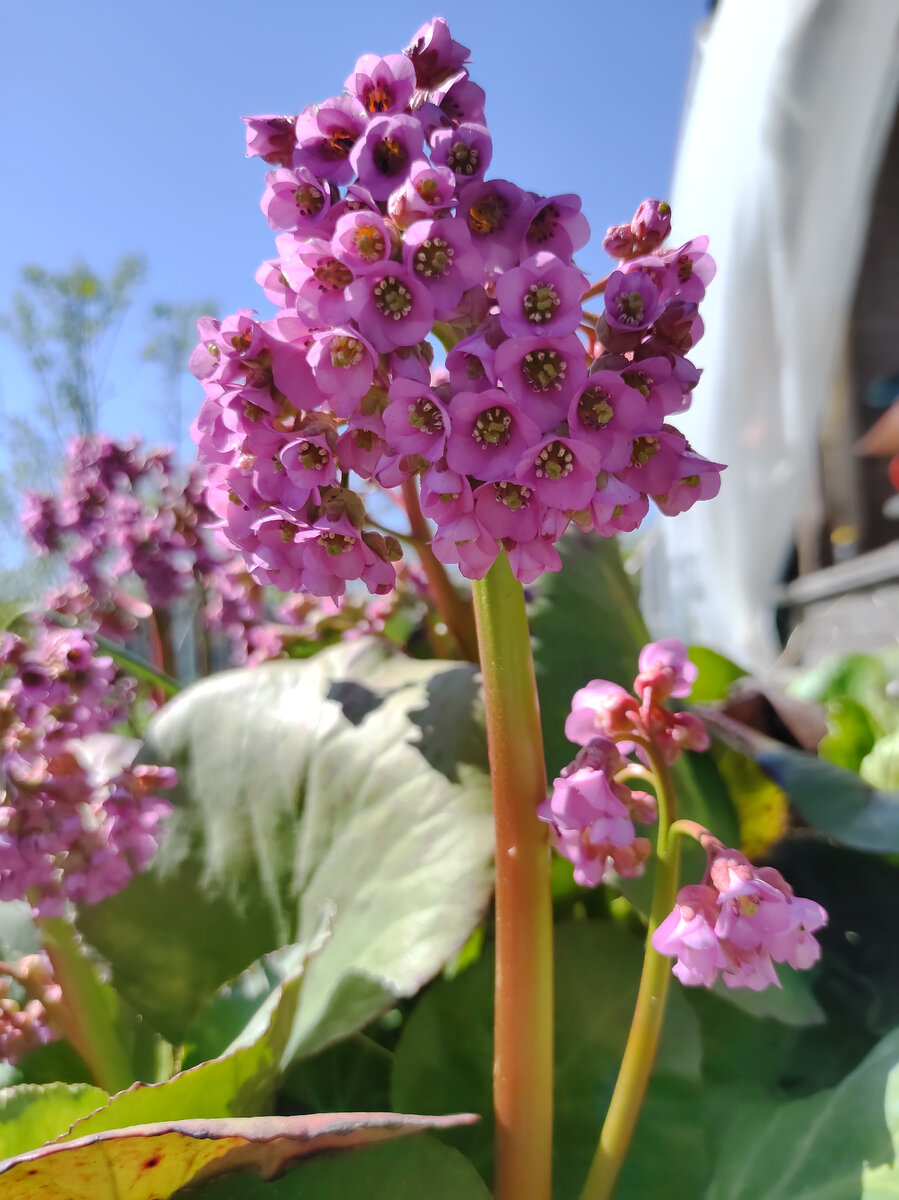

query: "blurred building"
(641, 0), (899, 670)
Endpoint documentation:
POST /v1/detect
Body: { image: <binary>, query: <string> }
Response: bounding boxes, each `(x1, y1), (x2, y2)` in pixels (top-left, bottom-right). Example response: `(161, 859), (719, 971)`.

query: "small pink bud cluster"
(653, 840), (828, 991)
(539, 639), (706, 886)
(0, 954), (61, 1065)
(0, 622), (175, 914)
(191, 19), (723, 599)
(566, 639), (709, 763)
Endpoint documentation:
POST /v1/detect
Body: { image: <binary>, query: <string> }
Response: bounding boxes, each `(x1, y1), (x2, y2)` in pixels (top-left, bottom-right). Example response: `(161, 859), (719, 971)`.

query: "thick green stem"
(38, 915), (134, 1094)
(580, 749), (682, 1200)
(471, 550), (553, 1200)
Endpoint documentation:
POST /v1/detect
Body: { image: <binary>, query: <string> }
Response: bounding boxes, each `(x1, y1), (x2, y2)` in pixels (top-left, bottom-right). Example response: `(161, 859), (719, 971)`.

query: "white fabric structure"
(641, 0), (899, 670)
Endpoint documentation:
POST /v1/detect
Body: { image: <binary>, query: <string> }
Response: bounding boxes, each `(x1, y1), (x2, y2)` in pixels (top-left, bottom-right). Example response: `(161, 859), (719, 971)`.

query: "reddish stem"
(400, 477), (479, 663)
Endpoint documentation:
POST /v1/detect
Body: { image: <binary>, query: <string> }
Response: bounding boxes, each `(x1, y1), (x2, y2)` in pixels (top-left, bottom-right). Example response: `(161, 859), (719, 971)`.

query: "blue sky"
(1, 0), (709, 457)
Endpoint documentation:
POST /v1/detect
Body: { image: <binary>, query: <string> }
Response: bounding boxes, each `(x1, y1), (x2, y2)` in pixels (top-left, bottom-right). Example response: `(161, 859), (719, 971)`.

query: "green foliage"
(182, 1134), (493, 1199)
(0, 1082), (109, 1159)
(863, 1063), (899, 1197)
(531, 533), (647, 781)
(2, 257), (146, 439)
(862, 730), (899, 791)
(820, 697), (883, 772)
(687, 645), (748, 703)
(755, 742), (899, 852)
(59, 971), (305, 1138)
(76, 641), (494, 1060)
(706, 1027), (899, 1199)
(392, 920), (707, 1200)
(0, 1113), (479, 1199)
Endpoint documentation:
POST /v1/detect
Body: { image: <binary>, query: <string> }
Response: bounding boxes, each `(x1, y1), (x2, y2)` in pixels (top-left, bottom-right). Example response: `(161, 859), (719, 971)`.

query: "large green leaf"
(706, 1027), (899, 1199)
(0, 1113), (479, 1199)
(820, 697), (882, 773)
(688, 645), (748, 704)
(59, 971), (305, 1140)
(392, 920), (706, 1200)
(77, 641), (494, 1055)
(0, 1082), (109, 1159)
(183, 906), (334, 1068)
(182, 1133), (493, 1199)
(789, 653), (899, 739)
(530, 533), (648, 781)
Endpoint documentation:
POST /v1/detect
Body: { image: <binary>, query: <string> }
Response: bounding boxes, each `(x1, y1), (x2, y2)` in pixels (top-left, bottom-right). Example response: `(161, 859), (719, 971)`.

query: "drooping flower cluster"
(0, 954), (61, 1065)
(191, 18), (723, 599)
(0, 620), (175, 914)
(538, 736), (658, 887)
(539, 639), (707, 886)
(544, 638), (828, 991)
(652, 840), (828, 991)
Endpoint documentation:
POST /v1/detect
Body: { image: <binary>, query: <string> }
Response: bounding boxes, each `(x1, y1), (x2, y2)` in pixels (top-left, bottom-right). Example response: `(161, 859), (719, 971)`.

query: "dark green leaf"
(704, 711), (899, 851)
(180, 1133), (493, 1199)
(707, 1027), (899, 1199)
(0, 1082), (109, 1159)
(392, 920), (706, 1200)
(277, 1034), (393, 1115)
(531, 533), (647, 781)
(687, 645), (748, 704)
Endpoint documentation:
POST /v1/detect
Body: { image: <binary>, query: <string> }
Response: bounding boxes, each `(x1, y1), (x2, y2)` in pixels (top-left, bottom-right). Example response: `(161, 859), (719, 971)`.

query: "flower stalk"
(38, 915), (134, 1094)
(580, 745), (681, 1200)
(402, 477), (479, 663)
(471, 550), (553, 1200)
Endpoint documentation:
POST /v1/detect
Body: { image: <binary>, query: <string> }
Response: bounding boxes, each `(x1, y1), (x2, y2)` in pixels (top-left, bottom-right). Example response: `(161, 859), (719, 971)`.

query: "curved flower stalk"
(543, 640), (828, 1200)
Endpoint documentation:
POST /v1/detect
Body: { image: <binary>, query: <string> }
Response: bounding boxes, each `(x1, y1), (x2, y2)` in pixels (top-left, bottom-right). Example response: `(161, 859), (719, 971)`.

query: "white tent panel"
(641, 0), (899, 669)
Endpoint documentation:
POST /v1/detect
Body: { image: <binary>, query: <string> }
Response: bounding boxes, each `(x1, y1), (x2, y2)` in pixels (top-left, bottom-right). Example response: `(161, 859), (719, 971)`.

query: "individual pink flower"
(634, 638), (698, 701)
(515, 436), (603, 512)
(445, 390), (541, 481)
(495, 252), (587, 339)
(537, 759), (652, 887)
(653, 885), (729, 987)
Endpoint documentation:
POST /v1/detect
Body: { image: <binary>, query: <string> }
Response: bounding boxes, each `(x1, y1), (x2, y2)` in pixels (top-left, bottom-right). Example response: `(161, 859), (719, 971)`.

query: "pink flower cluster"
(0, 954), (60, 1065)
(538, 640), (706, 886)
(538, 736), (657, 887)
(23, 434), (300, 667)
(0, 621), (175, 914)
(191, 18), (723, 598)
(652, 841), (828, 991)
(565, 638), (709, 764)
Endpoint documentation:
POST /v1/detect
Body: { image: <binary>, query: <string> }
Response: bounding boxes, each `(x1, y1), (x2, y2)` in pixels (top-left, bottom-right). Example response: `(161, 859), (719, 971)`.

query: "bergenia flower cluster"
(653, 841), (828, 991)
(543, 639), (828, 992)
(0, 621), (175, 915)
(0, 954), (61, 1065)
(23, 434), (299, 667)
(190, 18), (723, 599)
(539, 639), (707, 886)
